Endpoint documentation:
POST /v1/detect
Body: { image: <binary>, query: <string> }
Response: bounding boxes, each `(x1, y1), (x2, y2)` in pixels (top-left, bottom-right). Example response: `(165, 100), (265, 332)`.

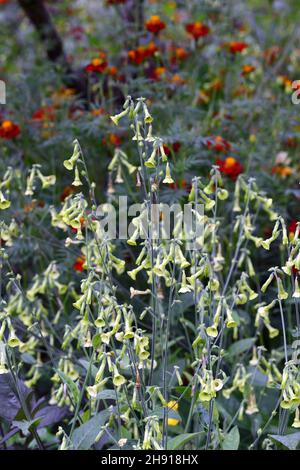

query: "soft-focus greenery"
(0, 0), (300, 451)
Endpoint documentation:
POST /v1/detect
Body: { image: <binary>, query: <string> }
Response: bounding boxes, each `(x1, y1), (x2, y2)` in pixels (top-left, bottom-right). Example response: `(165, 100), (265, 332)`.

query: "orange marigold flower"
(242, 64), (255, 76)
(228, 41), (248, 54)
(103, 133), (122, 147)
(73, 255), (85, 272)
(171, 47), (188, 64)
(32, 105), (55, 122)
(151, 66), (166, 80)
(145, 15), (166, 34)
(207, 135), (231, 152)
(128, 42), (158, 65)
(85, 57), (108, 73)
(185, 22), (210, 40)
(146, 41), (158, 56)
(91, 107), (105, 117)
(0, 120), (21, 139)
(216, 157), (243, 181)
(271, 165), (293, 178)
(170, 74), (186, 86)
(107, 65), (118, 76)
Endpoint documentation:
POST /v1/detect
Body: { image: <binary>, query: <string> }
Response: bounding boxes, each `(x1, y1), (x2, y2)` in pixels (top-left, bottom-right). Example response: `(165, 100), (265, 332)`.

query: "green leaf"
(269, 433), (300, 450)
(56, 370), (80, 404)
(167, 432), (204, 450)
(71, 409), (111, 450)
(228, 338), (255, 357)
(222, 426), (240, 450)
(12, 417), (42, 436)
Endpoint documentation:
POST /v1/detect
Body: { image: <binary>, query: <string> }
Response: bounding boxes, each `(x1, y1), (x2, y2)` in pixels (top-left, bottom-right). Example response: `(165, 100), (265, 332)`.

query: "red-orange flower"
(60, 185), (76, 202)
(228, 41), (248, 54)
(271, 165), (292, 178)
(242, 64), (255, 76)
(0, 120), (21, 139)
(171, 47), (188, 64)
(170, 74), (186, 86)
(206, 135), (231, 153)
(145, 15), (166, 34)
(73, 255), (85, 272)
(107, 66), (118, 76)
(32, 105), (55, 122)
(150, 66), (166, 81)
(185, 22), (210, 40)
(106, 0), (127, 4)
(289, 221), (299, 237)
(91, 108), (105, 117)
(216, 157), (243, 181)
(169, 179), (190, 192)
(85, 56), (108, 73)
(163, 142), (181, 156)
(103, 133), (122, 147)
(128, 42), (158, 65)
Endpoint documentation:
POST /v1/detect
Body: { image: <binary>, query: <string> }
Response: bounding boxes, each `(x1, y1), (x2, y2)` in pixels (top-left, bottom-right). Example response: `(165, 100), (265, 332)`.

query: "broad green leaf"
(12, 417), (41, 435)
(228, 338), (255, 357)
(167, 432), (204, 450)
(71, 409), (111, 450)
(269, 433), (300, 450)
(222, 426), (240, 450)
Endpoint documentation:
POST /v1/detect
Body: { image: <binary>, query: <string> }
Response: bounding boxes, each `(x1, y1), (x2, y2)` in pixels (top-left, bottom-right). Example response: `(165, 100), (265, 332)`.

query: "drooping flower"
(145, 15), (166, 34)
(216, 157), (244, 181)
(185, 22), (210, 40)
(0, 120), (21, 139)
